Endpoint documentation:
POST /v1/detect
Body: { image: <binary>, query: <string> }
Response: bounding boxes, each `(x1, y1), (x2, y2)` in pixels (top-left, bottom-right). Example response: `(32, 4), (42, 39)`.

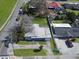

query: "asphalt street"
(0, 0), (29, 56)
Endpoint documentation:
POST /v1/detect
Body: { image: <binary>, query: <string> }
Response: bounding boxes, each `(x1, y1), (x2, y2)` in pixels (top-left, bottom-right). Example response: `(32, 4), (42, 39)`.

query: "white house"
(24, 24), (51, 41)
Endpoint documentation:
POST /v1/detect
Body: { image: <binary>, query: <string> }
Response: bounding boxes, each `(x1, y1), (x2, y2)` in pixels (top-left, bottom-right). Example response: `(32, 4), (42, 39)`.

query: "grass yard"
(32, 17), (47, 26)
(54, 20), (65, 23)
(50, 39), (55, 49)
(66, 9), (79, 15)
(75, 38), (79, 43)
(14, 49), (47, 56)
(17, 41), (46, 45)
(17, 41), (36, 45)
(38, 41), (46, 45)
(0, 0), (16, 28)
(50, 39), (62, 55)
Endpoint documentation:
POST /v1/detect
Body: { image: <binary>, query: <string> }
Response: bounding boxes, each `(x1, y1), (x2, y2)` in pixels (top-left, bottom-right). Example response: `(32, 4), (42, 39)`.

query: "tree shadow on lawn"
(33, 49), (41, 53)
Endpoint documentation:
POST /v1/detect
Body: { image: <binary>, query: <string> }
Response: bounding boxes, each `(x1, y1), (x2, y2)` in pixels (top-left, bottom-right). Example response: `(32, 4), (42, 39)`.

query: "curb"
(0, 0), (18, 32)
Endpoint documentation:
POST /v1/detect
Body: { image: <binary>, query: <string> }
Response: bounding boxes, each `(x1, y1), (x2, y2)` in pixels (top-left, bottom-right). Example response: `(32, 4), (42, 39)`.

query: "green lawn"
(0, 0), (16, 28)
(32, 17), (47, 26)
(14, 49), (47, 56)
(17, 41), (36, 45)
(50, 39), (62, 55)
(38, 41), (46, 45)
(17, 41), (46, 45)
(50, 39), (55, 49)
(54, 20), (65, 23)
(66, 9), (79, 15)
(75, 38), (79, 43)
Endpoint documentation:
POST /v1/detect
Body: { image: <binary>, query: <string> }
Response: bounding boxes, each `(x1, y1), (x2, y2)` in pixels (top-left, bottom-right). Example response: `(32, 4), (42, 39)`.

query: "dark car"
(65, 40), (73, 48)
(19, 7), (23, 15)
(4, 40), (9, 48)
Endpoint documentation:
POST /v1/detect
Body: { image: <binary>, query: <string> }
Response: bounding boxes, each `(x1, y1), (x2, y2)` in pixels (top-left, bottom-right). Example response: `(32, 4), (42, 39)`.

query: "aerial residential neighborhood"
(0, 0), (79, 59)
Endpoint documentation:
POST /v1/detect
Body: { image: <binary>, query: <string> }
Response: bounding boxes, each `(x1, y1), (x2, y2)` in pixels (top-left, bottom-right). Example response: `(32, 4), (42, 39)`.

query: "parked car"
(4, 40), (9, 48)
(65, 40), (73, 48)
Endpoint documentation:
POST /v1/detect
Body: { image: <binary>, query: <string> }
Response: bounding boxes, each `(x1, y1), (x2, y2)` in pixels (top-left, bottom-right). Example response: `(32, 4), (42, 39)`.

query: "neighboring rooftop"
(52, 23), (79, 38)
(47, 1), (62, 8)
(52, 23), (71, 27)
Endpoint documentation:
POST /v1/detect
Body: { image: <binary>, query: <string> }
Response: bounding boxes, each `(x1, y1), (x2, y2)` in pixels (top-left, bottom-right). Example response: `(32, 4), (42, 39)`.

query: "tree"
(11, 14), (33, 43)
(29, 0), (49, 17)
(65, 12), (76, 24)
(11, 25), (25, 43)
(11, 15), (25, 43)
(22, 3), (29, 14)
(21, 15), (33, 33)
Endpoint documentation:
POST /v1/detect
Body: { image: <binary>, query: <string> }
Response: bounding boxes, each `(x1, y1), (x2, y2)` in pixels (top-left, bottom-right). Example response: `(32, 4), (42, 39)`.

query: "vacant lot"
(0, 0), (16, 28)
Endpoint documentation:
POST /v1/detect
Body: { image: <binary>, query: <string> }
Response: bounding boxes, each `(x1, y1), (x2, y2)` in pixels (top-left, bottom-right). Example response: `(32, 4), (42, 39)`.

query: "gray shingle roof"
(53, 27), (79, 38)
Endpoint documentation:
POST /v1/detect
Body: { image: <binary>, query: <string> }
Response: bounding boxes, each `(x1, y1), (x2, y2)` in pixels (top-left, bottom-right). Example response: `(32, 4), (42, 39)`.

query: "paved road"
(0, 0), (29, 56)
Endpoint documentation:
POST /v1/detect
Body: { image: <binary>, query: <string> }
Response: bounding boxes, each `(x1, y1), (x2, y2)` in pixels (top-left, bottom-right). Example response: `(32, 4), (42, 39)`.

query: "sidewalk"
(46, 41), (53, 55)
(14, 56), (57, 59)
(7, 44), (14, 56)
(12, 55), (79, 59)
(13, 44), (41, 49)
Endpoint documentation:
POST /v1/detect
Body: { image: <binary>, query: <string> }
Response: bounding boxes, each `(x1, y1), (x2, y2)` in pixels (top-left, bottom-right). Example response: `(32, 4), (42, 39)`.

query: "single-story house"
(46, 1), (64, 13)
(47, 1), (62, 9)
(51, 23), (79, 39)
(63, 3), (79, 10)
(24, 24), (51, 41)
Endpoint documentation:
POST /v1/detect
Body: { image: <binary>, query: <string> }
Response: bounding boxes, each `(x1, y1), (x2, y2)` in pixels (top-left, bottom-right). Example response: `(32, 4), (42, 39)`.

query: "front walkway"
(13, 44), (42, 49)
